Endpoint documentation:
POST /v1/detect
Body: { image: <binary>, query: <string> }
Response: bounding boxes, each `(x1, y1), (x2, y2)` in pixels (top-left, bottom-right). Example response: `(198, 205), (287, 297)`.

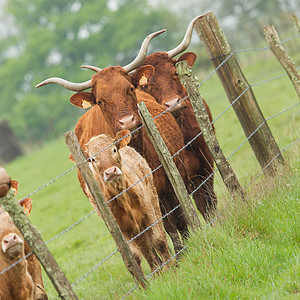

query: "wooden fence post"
(64, 131), (147, 287)
(0, 191), (79, 300)
(194, 12), (285, 175)
(138, 102), (201, 231)
(263, 24), (300, 98)
(176, 61), (245, 200)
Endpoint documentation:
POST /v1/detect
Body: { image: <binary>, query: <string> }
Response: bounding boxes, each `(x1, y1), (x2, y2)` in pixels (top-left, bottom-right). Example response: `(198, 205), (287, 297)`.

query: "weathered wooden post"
(291, 14), (300, 32)
(176, 61), (245, 200)
(0, 191), (79, 300)
(138, 102), (201, 231)
(65, 131), (147, 287)
(194, 12), (285, 175)
(263, 24), (300, 98)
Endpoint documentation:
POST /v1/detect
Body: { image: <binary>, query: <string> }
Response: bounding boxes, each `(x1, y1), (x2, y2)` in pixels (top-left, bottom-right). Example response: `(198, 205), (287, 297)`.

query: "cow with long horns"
(132, 16), (217, 221)
(36, 30), (190, 253)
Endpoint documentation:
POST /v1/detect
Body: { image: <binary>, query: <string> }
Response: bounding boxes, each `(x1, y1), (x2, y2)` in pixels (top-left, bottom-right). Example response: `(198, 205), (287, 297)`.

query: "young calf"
(85, 130), (171, 274)
(0, 205), (34, 300)
(0, 169), (48, 300)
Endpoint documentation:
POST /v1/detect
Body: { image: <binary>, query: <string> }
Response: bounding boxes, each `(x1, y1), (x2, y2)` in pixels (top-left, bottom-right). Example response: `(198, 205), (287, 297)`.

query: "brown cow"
(85, 130), (171, 273)
(36, 31), (190, 253)
(0, 170), (48, 300)
(0, 167), (11, 198)
(132, 16), (217, 221)
(0, 209), (34, 300)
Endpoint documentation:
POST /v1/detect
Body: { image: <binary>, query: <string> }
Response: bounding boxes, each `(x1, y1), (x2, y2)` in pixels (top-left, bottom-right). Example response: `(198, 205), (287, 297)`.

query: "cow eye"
(90, 157), (95, 162)
(143, 84), (149, 90)
(113, 147), (117, 153)
(98, 100), (102, 105)
(130, 87), (134, 93)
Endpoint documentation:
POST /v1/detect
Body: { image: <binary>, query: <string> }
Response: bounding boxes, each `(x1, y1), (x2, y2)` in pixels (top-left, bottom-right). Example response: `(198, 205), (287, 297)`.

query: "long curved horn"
(35, 77), (92, 92)
(167, 15), (202, 58)
(81, 29), (165, 74)
(81, 65), (102, 73)
(123, 29), (166, 72)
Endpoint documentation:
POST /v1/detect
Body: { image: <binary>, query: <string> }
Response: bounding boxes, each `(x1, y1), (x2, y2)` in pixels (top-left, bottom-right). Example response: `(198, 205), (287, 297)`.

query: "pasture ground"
(4, 47), (300, 299)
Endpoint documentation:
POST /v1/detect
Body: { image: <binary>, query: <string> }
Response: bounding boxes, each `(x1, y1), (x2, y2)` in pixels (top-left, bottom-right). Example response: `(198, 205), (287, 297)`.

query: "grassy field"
(4, 42), (300, 299)
(132, 168), (300, 299)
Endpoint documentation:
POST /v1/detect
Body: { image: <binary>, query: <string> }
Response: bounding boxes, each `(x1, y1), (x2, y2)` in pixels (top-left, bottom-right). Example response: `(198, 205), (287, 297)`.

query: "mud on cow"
(36, 30), (190, 253)
(132, 15), (217, 221)
(85, 131), (171, 274)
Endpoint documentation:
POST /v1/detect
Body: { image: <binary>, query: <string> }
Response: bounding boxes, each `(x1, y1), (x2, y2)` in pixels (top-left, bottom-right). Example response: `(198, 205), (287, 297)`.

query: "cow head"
(86, 130), (131, 185)
(0, 197), (33, 261)
(132, 52), (197, 117)
(70, 67), (142, 133)
(131, 15), (201, 118)
(35, 29), (165, 134)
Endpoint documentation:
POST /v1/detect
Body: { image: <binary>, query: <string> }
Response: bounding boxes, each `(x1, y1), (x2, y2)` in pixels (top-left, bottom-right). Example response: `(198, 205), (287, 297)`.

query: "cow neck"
(128, 128), (144, 156)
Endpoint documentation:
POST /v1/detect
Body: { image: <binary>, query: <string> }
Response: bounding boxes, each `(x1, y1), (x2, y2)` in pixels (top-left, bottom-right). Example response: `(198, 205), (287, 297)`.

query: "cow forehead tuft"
(86, 134), (115, 153)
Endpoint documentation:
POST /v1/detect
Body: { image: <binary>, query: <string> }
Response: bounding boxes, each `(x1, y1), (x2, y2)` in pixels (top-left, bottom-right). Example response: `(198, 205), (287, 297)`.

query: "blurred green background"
(0, 0), (299, 149)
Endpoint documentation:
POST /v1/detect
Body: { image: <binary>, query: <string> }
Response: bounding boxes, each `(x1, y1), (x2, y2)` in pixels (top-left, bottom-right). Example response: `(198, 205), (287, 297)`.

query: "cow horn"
(166, 15), (202, 58)
(123, 29), (166, 72)
(81, 65), (102, 72)
(80, 29), (165, 74)
(35, 77), (92, 92)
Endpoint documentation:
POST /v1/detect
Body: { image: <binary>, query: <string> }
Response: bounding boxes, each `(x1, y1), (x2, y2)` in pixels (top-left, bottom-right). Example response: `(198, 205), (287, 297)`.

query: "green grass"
(132, 168), (300, 299)
(4, 47), (300, 299)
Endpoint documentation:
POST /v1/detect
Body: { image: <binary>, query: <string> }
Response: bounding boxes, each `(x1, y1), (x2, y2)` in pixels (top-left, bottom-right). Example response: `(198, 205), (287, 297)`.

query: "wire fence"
(0, 28), (299, 300)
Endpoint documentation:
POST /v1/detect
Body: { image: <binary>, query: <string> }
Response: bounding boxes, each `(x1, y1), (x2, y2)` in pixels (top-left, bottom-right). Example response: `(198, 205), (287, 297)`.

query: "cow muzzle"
(164, 97), (187, 116)
(103, 166), (122, 182)
(2, 233), (23, 258)
(118, 114), (140, 131)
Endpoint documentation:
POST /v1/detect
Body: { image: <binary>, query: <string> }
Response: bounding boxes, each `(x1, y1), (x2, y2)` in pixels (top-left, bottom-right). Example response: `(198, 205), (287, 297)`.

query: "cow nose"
(118, 114), (137, 130)
(164, 97), (181, 110)
(2, 233), (22, 252)
(103, 166), (122, 182)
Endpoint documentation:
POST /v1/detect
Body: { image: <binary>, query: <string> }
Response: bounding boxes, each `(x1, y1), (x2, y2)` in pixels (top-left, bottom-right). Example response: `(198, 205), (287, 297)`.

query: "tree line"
(0, 0), (298, 147)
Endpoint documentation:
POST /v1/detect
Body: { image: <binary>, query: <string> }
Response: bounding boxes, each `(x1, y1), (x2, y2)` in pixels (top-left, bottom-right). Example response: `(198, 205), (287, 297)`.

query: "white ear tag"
(82, 100), (92, 109)
(139, 74), (147, 85)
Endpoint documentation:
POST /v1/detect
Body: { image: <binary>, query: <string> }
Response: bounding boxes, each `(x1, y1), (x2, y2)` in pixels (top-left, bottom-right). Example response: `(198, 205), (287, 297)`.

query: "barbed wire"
(0, 251), (33, 276)
(121, 136), (300, 299)
(17, 52), (300, 252)
(244, 138), (300, 190)
(2, 30), (298, 294)
(66, 99), (299, 295)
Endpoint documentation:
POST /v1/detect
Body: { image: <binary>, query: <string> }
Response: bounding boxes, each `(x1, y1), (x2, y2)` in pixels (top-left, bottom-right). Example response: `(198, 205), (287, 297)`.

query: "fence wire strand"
(121, 136), (300, 299)
(2, 30), (298, 297)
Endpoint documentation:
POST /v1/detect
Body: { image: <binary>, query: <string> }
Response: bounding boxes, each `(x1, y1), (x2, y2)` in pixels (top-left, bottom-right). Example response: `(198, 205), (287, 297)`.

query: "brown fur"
(0, 208), (34, 300)
(69, 67), (191, 253)
(133, 52), (217, 221)
(0, 171), (48, 300)
(85, 133), (172, 273)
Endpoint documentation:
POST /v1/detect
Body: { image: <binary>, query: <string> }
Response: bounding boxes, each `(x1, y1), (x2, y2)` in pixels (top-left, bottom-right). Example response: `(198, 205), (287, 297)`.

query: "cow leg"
(128, 244), (143, 272)
(142, 215), (172, 270)
(194, 144), (217, 222)
(158, 198), (184, 255)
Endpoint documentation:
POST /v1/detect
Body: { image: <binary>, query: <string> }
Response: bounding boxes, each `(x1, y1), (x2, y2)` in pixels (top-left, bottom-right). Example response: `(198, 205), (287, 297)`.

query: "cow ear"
(70, 92), (96, 109)
(115, 130), (131, 149)
(132, 65), (155, 86)
(20, 197), (32, 216)
(176, 52), (197, 67)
